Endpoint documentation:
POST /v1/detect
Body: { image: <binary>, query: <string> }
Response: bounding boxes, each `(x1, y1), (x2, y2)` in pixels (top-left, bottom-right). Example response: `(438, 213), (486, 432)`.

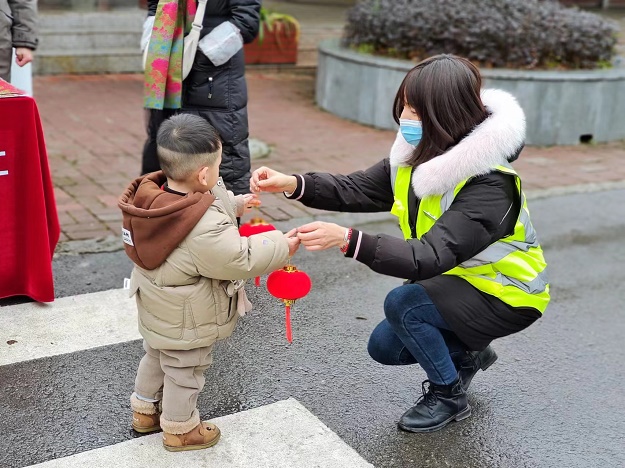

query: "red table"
(0, 80), (60, 302)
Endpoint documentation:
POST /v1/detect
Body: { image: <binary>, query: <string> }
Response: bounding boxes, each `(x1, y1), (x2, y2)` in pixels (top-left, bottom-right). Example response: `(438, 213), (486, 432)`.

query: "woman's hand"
(297, 222), (347, 251)
(284, 228), (301, 257)
(250, 166), (297, 194)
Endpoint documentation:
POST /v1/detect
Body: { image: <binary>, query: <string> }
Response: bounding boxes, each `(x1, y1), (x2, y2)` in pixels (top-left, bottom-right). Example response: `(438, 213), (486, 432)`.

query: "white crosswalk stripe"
(27, 398), (372, 468)
(0, 289), (139, 366)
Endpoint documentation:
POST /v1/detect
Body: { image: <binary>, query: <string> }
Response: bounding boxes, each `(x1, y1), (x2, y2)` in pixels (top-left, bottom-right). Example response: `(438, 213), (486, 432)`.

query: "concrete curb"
(53, 181), (625, 256)
(316, 39), (625, 145)
(524, 179), (625, 200)
(54, 235), (123, 256)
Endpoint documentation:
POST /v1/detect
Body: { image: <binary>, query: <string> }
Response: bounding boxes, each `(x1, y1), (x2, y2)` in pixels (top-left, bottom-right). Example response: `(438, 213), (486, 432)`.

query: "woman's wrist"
(286, 175), (298, 194)
(283, 175), (300, 197)
(339, 228), (352, 254)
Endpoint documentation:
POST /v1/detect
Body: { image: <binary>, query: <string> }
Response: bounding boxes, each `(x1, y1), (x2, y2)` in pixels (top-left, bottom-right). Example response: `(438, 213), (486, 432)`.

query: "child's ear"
(198, 167), (209, 186)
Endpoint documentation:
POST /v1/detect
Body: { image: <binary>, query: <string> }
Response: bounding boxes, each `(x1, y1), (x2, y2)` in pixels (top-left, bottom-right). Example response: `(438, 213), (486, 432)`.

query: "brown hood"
(118, 171), (215, 270)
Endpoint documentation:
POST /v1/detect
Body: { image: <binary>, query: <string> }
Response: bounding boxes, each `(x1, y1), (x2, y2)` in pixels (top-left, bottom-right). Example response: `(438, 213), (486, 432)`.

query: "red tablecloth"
(0, 91), (60, 302)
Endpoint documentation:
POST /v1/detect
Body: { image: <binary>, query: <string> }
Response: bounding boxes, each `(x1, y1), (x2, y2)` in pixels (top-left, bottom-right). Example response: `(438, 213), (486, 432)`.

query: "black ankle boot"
(398, 378), (470, 433)
(457, 346), (498, 391)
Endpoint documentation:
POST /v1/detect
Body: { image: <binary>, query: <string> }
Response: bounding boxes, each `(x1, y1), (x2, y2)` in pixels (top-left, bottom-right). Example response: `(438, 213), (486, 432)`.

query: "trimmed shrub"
(343, 0), (619, 69)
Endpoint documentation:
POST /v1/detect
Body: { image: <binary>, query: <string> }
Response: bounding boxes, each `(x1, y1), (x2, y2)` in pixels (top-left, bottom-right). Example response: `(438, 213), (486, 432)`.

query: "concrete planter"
(316, 39), (625, 146)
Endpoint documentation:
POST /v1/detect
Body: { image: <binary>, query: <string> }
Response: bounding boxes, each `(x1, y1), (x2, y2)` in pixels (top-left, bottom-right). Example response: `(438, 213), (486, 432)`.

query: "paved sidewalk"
(35, 71), (625, 244)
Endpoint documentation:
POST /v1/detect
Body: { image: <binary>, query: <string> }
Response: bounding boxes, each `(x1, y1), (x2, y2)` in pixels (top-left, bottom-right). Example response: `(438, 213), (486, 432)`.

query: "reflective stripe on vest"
(390, 163), (550, 313)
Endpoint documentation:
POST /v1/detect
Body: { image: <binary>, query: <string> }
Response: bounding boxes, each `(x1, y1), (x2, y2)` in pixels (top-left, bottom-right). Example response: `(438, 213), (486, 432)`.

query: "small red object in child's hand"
(267, 265), (312, 343)
(239, 217), (276, 237)
(239, 217), (277, 286)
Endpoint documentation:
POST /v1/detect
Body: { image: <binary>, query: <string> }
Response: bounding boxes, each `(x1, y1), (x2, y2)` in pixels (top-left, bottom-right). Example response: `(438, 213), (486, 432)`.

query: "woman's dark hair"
(393, 55), (489, 167)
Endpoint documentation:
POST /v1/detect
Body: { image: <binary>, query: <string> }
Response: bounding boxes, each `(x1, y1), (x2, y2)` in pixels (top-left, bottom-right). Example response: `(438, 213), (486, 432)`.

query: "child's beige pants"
(133, 340), (213, 433)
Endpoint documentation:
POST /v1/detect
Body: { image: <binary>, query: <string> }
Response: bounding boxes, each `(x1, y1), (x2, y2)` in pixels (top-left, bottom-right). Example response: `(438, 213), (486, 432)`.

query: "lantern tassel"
(255, 276), (261, 287)
(285, 304), (292, 343)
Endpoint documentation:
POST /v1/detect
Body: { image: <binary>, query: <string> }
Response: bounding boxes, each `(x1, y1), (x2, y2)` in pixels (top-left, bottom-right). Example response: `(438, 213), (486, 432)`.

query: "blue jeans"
(367, 284), (467, 385)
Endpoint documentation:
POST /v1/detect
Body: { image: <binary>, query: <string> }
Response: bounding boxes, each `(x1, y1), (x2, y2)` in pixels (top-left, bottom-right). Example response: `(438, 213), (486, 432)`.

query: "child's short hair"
(156, 114), (222, 181)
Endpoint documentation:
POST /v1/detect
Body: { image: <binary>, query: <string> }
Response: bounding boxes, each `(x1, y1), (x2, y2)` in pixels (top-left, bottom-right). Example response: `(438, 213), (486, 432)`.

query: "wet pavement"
(1, 188), (624, 468)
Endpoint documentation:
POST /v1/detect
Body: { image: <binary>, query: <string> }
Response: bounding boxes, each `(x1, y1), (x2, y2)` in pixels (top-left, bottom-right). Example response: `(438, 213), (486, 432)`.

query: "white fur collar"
(389, 89), (526, 197)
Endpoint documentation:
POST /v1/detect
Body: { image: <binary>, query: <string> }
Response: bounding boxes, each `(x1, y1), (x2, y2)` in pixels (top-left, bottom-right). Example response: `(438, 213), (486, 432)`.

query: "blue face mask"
(399, 119), (422, 146)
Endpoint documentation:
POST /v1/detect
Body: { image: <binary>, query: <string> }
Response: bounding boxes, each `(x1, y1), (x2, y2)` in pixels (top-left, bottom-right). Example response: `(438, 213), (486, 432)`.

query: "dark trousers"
(141, 108), (177, 175)
(367, 284), (467, 385)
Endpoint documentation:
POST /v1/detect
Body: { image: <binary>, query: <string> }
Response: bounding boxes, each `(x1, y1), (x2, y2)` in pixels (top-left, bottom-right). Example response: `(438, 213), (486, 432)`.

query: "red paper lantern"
(239, 217), (276, 286)
(239, 217), (276, 236)
(266, 265), (312, 343)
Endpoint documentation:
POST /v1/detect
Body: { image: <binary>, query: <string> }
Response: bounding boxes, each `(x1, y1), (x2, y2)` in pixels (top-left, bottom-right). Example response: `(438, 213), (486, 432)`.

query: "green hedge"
(343, 0), (619, 69)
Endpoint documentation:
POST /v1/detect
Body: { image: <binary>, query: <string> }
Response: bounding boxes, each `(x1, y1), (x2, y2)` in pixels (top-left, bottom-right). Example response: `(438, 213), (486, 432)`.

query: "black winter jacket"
(148, 0), (261, 195)
(286, 89), (542, 350)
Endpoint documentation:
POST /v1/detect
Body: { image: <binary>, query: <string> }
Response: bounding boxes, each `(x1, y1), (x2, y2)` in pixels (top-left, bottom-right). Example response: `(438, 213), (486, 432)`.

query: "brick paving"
(34, 71), (625, 244)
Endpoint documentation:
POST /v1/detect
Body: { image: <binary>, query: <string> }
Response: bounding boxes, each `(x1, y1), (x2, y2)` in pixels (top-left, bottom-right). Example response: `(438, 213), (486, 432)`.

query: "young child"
(118, 114), (299, 452)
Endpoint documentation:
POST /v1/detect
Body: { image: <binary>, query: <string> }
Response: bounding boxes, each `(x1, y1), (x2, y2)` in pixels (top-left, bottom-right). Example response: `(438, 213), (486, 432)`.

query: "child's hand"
(284, 228), (300, 257)
(242, 193), (261, 210)
(236, 193), (262, 216)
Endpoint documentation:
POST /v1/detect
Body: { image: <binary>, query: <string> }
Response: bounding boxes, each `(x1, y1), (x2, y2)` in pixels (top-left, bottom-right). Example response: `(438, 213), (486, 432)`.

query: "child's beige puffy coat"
(119, 172), (289, 350)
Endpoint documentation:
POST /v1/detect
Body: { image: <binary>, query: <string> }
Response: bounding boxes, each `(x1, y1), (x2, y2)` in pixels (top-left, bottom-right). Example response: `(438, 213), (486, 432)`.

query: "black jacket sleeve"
(345, 172), (521, 281)
(229, 0), (261, 43)
(147, 0), (157, 16)
(285, 159), (395, 213)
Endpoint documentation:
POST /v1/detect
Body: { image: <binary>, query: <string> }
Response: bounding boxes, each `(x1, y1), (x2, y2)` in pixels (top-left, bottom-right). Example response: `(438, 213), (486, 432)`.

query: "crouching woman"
(251, 55), (550, 433)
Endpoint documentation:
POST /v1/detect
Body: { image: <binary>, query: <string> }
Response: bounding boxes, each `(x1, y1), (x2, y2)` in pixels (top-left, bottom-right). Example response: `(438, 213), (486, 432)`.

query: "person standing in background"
(0, 0), (37, 82)
(141, 0), (261, 196)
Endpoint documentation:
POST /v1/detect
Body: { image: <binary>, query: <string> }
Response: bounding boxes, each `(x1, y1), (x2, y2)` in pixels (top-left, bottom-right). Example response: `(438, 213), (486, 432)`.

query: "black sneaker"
(457, 346), (498, 391)
(398, 378), (471, 433)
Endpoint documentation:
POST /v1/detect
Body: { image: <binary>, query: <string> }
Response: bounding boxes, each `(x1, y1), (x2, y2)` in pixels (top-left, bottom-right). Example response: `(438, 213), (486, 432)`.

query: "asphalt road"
(1, 189), (624, 468)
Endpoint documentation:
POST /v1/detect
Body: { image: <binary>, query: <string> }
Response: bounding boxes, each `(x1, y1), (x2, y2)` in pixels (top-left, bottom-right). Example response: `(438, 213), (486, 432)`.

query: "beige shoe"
(162, 422), (221, 452)
(130, 393), (161, 434)
(132, 411), (161, 434)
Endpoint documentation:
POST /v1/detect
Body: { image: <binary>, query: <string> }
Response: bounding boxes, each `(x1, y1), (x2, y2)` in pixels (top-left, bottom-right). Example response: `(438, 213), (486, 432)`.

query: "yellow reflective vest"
(390, 163), (550, 313)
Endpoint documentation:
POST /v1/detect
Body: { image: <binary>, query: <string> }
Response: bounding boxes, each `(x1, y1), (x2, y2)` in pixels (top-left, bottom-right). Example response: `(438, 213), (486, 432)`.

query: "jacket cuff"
(297, 174), (318, 205)
(12, 39), (37, 50)
(344, 229), (377, 266)
(284, 174), (305, 200)
(11, 29), (38, 50)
